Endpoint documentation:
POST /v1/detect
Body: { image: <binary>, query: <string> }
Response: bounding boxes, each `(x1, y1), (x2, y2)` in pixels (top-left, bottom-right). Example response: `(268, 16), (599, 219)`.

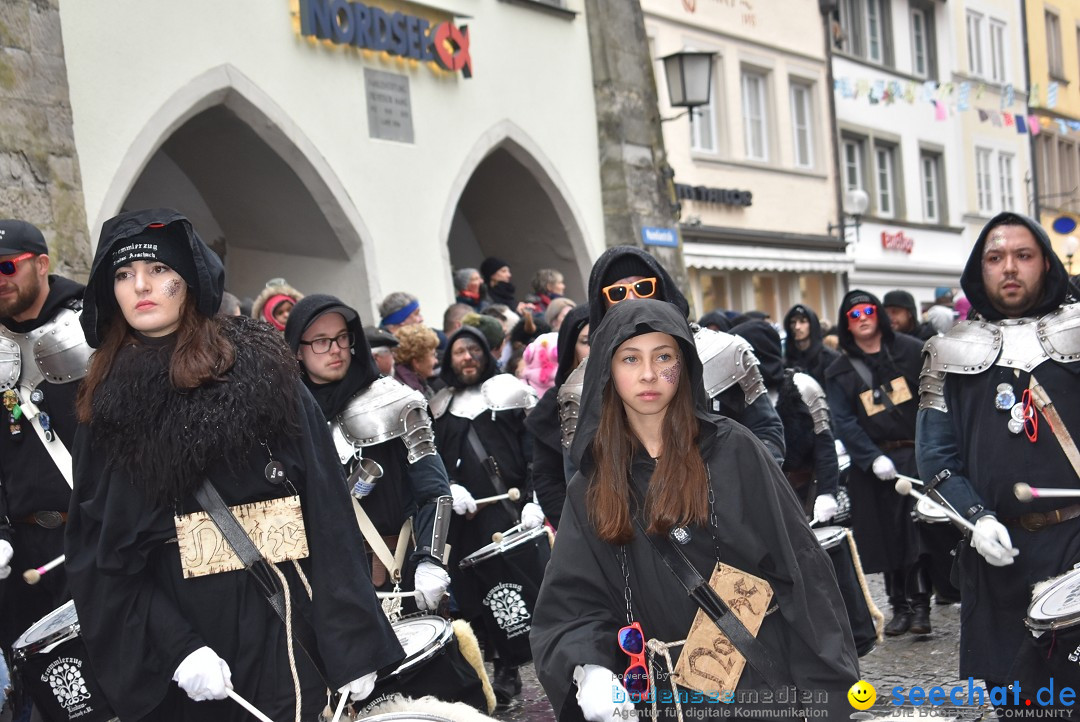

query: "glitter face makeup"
(660, 360), (681, 385)
(163, 278), (183, 298)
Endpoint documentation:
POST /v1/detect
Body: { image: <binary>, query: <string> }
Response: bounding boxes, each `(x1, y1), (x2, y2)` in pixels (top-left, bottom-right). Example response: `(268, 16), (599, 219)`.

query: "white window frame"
(1048, 10), (1064, 77)
(966, 11), (985, 78)
(976, 147), (994, 214)
(790, 81), (814, 169)
(866, 0), (885, 63)
(742, 70), (769, 162)
(843, 138), (865, 192)
(875, 145), (896, 218)
(690, 79), (718, 153)
(998, 152), (1016, 212)
(989, 19), (1007, 83)
(911, 8), (928, 78)
(921, 153), (940, 223)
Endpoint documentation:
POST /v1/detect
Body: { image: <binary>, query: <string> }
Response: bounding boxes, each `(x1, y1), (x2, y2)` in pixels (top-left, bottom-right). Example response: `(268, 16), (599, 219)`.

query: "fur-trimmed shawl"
(89, 316), (301, 503)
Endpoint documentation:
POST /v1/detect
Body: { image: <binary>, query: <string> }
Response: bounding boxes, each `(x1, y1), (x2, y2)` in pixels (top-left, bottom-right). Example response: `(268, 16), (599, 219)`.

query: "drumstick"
(474, 488), (521, 505)
(23, 554), (64, 585)
(894, 473), (925, 487)
(1014, 483), (1080, 501)
(226, 688), (275, 722)
(492, 523), (525, 543)
(331, 689), (349, 722)
(375, 589), (449, 600)
(895, 480), (1017, 557)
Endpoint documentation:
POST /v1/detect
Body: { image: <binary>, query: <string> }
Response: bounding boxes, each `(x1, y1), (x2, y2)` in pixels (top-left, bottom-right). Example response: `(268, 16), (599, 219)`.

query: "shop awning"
(683, 242), (855, 274)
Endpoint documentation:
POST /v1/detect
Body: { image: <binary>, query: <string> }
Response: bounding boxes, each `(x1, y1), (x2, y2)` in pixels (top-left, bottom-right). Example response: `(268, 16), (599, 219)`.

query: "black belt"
(1000, 504), (1080, 532)
(15, 511), (67, 529)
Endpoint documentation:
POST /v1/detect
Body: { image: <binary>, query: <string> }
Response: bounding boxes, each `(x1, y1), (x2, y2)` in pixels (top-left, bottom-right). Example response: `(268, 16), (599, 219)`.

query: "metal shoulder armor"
(792, 372), (831, 435)
(430, 387), (453, 420)
(920, 320), (1002, 412)
(558, 358), (586, 448)
(0, 307), (91, 392)
(1038, 302), (1080, 363)
(694, 327), (766, 405)
(334, 376), (436, 463)
(481, 373), (538, 413)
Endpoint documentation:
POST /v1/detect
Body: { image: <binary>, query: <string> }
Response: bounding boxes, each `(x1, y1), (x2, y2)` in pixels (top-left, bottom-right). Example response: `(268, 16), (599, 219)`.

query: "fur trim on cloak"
(89, 316), (301, 503)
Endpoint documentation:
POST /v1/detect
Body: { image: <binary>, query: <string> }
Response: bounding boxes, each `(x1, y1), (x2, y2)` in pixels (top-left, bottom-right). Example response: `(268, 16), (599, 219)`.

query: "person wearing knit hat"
(544, 297), (576, 331)
(825, 288), (937, 638)
(927, 286), (957, 335)
(378, 291), (423, 334)
(70, 211), (404, 720)
(882, 289), (936, 341)
(461, 311), (505, 360)
(480, 256), (517, 307)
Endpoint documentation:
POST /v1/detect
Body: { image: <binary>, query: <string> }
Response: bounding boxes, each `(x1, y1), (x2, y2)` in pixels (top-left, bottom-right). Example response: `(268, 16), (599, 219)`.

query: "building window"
(866, 0), (885, 63)
(1048, 10), (1064, 78)
(966, 11), (984, 77)
(989, 20), (1007, 83)
(875, 144), (896, 217)
(690, 75), (717, 153)
(921, 152), (942, 223)
(976, 147), (993, 214)
(790, 82), (814, 169)
(742, 70), (769, 162)
(998, 153), (1016, 212)
(1060, 138), (1079, 204)
(843, 137), (865, 192)
(837, 0), (892, 66)
(911, 9), (928, 78)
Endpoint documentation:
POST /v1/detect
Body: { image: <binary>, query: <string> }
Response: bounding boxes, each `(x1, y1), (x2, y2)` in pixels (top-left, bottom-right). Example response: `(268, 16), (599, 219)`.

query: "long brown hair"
(76, 295), (236, 422)
(586, 354), (709, 544)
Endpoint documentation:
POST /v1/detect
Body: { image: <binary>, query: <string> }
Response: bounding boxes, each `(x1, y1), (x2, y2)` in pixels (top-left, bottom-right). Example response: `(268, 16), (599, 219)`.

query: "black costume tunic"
(531, 301), (858, 721)
(916, 212), (1080, 683)
(66, 209), (403, 722)
(825, 299), (925, 574)
(0, 276), (83, 651)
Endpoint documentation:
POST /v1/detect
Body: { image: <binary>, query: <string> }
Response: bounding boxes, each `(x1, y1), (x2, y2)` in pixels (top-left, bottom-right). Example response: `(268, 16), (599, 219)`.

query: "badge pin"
(1008, 418), (1024, 434)
(1010, 403), (1026, 422)
(264, 461), (286, 484)
(995, 386), (1016, 411)
(670, 527), (692, 545)
(29, 388), (44, 404)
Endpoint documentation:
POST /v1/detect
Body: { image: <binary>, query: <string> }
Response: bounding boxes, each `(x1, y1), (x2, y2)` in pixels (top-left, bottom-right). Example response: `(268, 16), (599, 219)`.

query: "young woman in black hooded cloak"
(530, 299), (858, 721)
(64, 209), (404, 722)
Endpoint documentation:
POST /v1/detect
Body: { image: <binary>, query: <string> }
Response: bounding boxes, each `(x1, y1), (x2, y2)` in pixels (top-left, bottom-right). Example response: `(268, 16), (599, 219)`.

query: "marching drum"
(914, 495), (949, 524)
(814, 526), (878, 657)
(12, 601), (116, 722)
(1019, 568), (1080, 687)
(458, 526), (551, 666)
(370, 615), (488, 712)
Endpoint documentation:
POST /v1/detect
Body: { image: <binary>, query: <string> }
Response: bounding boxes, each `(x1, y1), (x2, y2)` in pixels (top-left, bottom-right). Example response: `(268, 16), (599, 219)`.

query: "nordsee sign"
(641, 227), (679, 248)
(298, 0), (473, 78)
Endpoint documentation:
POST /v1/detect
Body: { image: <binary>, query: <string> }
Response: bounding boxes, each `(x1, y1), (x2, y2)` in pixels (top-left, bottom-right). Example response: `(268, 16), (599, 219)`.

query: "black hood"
(961, 212), (1076, 320)
(587, 246), (689, 334)
(0, 275), (84, 333)
(698, 310), (732, 332)
(782, 304), (825, 364)
(570, 299), (711, 471)
(82, 209), (224, 348)
(284, 294), (379, 418)
(836, 289), (894, 356)
(555, 303), (591, 387)
(438, 325), (497, 389)
(730, 320), (784, 390)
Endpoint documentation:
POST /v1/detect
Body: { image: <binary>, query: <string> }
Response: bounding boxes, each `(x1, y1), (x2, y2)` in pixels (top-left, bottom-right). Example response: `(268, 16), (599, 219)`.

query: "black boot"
(493, 660), (521, 705)
(884, 570), (912, 636)
(909, 566), (932, 634)
(910, 602), (931, 634)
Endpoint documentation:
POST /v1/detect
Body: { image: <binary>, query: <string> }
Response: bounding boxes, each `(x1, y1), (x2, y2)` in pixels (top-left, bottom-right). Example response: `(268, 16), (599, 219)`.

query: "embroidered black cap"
(0, 220), (48, 256)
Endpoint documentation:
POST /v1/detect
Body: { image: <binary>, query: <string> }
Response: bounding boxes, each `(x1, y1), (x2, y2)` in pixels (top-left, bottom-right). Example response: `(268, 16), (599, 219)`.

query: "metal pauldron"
(918, 357), (948, 412)
(558, 360), (585, 448)
(336, 376), (431, 448)
(401, 405), (437, 463)
(0, 307), (91, 391)
(792, 372), (831, 435)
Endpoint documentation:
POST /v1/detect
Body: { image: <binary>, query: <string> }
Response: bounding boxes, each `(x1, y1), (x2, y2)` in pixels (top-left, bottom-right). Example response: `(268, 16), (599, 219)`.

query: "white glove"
(972, 516), (1019, 567)
(413, 561), (450, 611)
(339, 670), (378, 702)
(872, 455), (897, 481)
(450, 483), (477, 515)
(521, 502), (546, 530)
(173, 646), (232, 701)
(574, 664), (635, 722)
(813, 494), (838, 524)
(0, 540), (12, 580)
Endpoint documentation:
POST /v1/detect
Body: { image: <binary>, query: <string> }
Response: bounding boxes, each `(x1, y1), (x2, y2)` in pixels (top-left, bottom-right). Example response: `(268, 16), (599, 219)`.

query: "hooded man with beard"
(782, 303), (839, 387)
(916, 212), (1080, 702)
(429, 326), (540, 704)
(284, 295), (454, 617)
(0, 220), (91, 721)
(825, 289), (934, 637)
(531, 300), (858, 722)
(560, 246), (784, 466)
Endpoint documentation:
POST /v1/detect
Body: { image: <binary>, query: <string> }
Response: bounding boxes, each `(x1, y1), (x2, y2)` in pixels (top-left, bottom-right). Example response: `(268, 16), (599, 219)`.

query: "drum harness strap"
(349, 498), (413, 585)
(1028, 375), (1080, 479)
(465, 427), (520, 520)
(12, 384), (73, 489)
(193, 478), (331, 721)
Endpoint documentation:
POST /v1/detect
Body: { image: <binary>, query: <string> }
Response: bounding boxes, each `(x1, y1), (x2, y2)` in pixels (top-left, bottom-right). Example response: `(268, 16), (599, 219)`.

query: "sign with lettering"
(881, 230), (914, 254)
(298, 0), (473, 78)
(641, 226), (679, 248)
(675, 183), (753, 207)
(365, 69), (414, 143)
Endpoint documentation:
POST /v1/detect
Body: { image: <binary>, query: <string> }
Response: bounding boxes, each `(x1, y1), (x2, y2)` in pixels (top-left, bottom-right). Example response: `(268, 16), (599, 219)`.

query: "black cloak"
(534, 300), (858, 721)
(782, 304), (839, 387)
(916, 212), (1080, 682)
(526, 304), (590, 528)
(66, 210), (403, 721)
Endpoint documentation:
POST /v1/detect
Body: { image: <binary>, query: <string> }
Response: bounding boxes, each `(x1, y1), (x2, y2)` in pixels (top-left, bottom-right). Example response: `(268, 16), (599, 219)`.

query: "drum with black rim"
(814, 526), (877, 657)
(1015, 568), (1080, 689)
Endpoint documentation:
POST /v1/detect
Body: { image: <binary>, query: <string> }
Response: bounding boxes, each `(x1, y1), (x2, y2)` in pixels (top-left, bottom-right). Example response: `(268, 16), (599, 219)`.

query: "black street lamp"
(660, 50), (716, 123)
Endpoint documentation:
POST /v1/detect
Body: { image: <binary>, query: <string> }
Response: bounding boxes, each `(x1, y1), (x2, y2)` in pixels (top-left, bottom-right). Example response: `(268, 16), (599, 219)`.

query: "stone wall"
(0, 0), (90, 280)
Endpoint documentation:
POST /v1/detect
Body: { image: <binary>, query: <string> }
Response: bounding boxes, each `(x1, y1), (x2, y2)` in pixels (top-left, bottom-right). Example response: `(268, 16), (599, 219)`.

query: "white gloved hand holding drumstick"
(449, 483), (477, 515)
(339, 670), (378, 702)
(413, 561), (450, 611)
(971, 516), (1019, 567)
(173, 646), (233, 701)
(574, 664), (635, 722)
(0, 540), (12, 581)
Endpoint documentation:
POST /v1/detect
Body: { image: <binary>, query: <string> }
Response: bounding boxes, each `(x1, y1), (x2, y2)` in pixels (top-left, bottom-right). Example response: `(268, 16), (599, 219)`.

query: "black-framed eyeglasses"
(300, 331), (355, 354)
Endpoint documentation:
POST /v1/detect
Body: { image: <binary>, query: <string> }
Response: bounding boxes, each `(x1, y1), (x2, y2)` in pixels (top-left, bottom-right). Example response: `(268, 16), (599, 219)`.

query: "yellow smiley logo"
(848, 680), (877, 710)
